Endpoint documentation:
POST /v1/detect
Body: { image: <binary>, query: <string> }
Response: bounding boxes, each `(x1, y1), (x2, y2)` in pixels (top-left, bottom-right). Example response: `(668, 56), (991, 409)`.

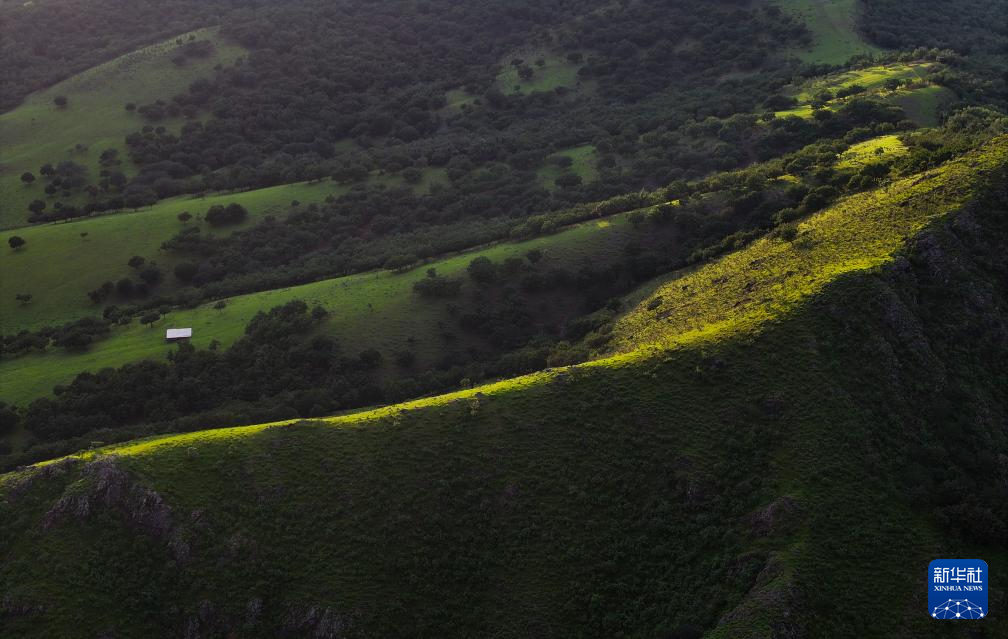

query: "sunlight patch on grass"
(836, 134), (908, 169)
(610, 135), (1008, 350)
(24, 136), (1008, 470)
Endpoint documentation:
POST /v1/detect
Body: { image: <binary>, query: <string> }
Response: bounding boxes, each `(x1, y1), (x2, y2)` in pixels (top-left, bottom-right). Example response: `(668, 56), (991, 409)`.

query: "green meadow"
(778, 0), (885, 64)
(8, 129), (1006, 406)
(891, 84), (956, 127)
(441, 88), (478, 113)
(496, 51), (583, 95)
(0, 168), (447, 335)
(0, 28), (246, 230)
(1, 214), (641, 404)
(774, 62), (945, 125)
(835, 134), (907, 169)
(0, 181), (357, 333)
(794, 62), (935, 102)
(4, 138), (1005, 639)
(536, 144), (599, 190)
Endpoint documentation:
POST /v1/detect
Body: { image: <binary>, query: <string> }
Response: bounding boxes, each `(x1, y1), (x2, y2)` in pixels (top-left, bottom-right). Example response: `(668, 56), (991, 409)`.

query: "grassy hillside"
(777, 0), (884, 64)
(495, 50), (585, 95)
(1, 142), (1005, 638)
(835, 134), (907, 169)
(536, 144), (599, 190)
(0, 28), (246, 230)
(0, 211), (647, 405)
(773, 61), (949, 124)
(0, 181), (359, 334)
(608, 135), (1008, 352)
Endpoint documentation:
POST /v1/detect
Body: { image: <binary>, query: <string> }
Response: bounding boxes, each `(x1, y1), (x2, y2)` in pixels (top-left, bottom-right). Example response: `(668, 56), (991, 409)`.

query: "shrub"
(205, 203), (248, 226)
(174, 262), (198, 282)
(413, 276), (462, 297)
(467, 256), (497, 284)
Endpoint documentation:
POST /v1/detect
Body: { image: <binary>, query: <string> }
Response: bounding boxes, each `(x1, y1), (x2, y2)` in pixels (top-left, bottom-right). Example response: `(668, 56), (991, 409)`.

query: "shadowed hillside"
(3, 1), (1008, 636)
(2, 148), (1005, 638)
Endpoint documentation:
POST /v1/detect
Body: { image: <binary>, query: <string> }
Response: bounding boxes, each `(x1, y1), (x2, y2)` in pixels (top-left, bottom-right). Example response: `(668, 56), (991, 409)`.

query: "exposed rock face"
(749, 495), (801, 537)
(283, 604), (357, 639)
(716, 553), (806, 639)
(41, 456), (172, 539)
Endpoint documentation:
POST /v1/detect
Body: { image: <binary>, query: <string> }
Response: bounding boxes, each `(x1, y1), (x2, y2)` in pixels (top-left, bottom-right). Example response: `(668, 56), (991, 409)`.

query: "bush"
(467, 256), (497, 284)
(205, 203), (248, 226)
(174, 262), (198, 282)
(413, 276), (462, 297)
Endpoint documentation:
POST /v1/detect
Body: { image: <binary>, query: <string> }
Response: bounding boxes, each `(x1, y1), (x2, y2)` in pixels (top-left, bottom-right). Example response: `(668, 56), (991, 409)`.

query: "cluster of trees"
(22, 155), (136, 223)
(86, 256), (165, 304)
(860, 0), (1008, 54)
(13, 301), (415, 444)
(18, 0), (997, 233)
(95, 0), (812, 216)
(7, 112), (1007, 469)
(138, 98), (911, 308)
(2, 316), (113, 356)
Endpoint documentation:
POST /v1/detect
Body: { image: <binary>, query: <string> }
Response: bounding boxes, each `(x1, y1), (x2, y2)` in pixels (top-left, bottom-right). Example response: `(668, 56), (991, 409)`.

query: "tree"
(205, 203), (247, 226)
(526, 249), (543, 264)
(467, 256), (497, 283)
(177, 211), (192, 224)
(116, 278), (135, 297)
(0, 402), (18, 436)
(555, 173), (583, 189)
(358, 348), (383, 369)
(88, 281), (114, 304)
(53, 95), (68, 108)
(213, 300), (227, 312)
(28, 199), (46, 215)
(139, 265), (163, 285)
(394, 350), (416, 368)
(20, 172), (35, 185)
(15, 293), (32, 306)
(140, 312), (160, 327)
(8, 236), (26, 250)
(385, 253), (417, 272)
(174, 262), (198, 282)
(127, 255), (146, 269)
(311, 305), (329, 321)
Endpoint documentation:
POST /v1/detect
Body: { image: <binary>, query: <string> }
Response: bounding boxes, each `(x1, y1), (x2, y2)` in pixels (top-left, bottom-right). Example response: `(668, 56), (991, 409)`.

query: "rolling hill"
(0, 28), (246, 230)
(3, 0), (1008, 636)
(1, 137), (1005, 637)
(0, 208), (650, 404)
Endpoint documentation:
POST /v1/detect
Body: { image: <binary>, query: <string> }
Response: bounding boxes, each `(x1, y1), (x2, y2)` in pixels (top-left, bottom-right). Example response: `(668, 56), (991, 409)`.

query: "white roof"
(166, 328), (193, 339)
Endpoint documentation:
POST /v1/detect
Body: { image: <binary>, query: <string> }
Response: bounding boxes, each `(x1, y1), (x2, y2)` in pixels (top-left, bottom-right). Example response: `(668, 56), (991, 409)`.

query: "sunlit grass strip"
(774, 63), (938, 121)
(611, 135), (1008, 350)
(16, 136), (1007, 471)
(836, 134), (908, 169)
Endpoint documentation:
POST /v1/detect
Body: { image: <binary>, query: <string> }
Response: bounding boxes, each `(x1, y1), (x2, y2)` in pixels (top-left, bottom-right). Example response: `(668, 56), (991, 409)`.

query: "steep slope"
(1, 140), (1006, 637)
(608, 135), (1008, 352)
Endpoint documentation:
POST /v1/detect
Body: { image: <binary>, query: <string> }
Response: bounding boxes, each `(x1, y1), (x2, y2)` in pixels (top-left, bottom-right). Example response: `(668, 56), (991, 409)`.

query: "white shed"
(165, 328), (193, 342)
